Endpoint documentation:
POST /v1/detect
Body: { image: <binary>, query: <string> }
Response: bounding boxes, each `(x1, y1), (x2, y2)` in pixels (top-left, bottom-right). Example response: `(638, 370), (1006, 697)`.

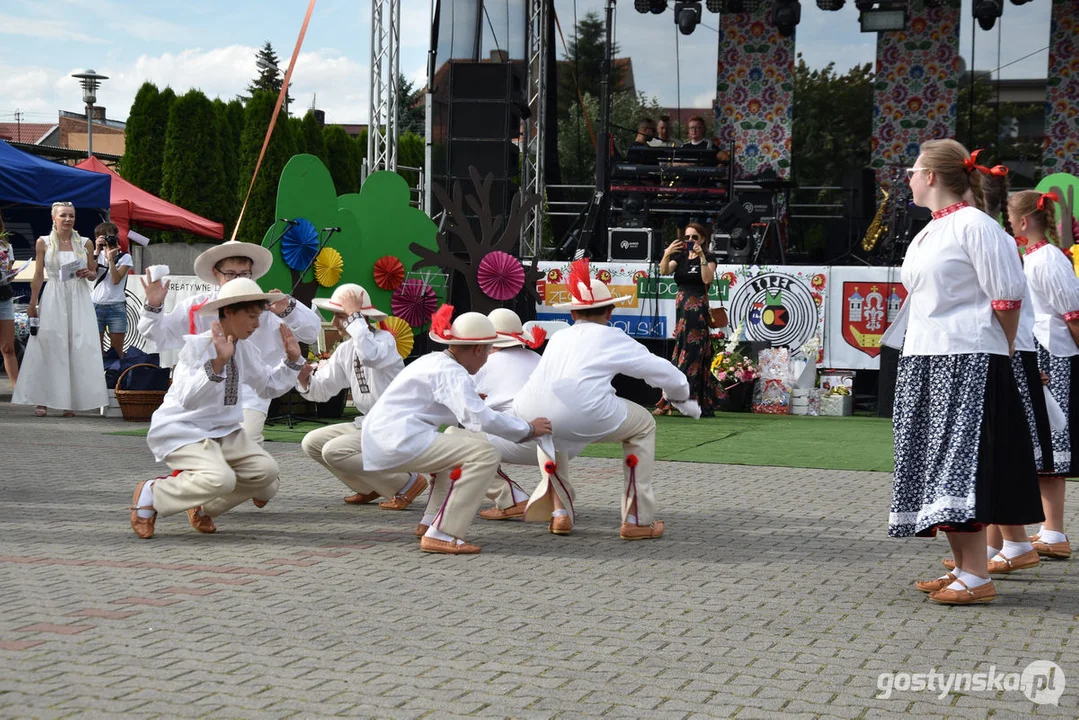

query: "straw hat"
(428, 305), (502, 346)
(489, 308), (547, 349)
(311, 283), (388, 320)
(193, 241), (274, 285)
(551, 258), (629, 310)
(196, 278), (285, 316)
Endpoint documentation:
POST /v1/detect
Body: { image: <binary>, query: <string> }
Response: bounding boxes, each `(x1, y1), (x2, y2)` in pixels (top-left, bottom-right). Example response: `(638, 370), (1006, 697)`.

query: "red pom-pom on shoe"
(449, 467), (462, 481)
(544, 461), (557, 474)
(625, 454), (639, 468)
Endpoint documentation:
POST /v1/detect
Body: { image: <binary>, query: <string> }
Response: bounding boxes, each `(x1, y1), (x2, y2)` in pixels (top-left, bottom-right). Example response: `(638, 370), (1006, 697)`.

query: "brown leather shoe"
(620, 520), (665, 540)
(187, 507), (217, 534)
(129, 480), (156, 540)
(344, 491), (380, 505)
(251, 498), (268, 508)
(915, 573), (956, 594)
(929, 578), (996, 605)
(549, 514), (573, 535)
(941, 558), (956, 571)
(414, 523), (429, 537)
(420, 536), (481, 554)
(379, 475), (429, 510)
(987, 549), (1040, 573)
(1030, 534), (1072, 559)
(480, 500), (527, 521)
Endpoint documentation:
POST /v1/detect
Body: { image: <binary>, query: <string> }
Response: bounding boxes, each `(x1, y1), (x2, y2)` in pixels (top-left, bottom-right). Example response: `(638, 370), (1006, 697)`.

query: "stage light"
(854, 0), (874, 10)
(705, 0), (723, 12)
(634, 0), (669, 13)
(674, 1), (702, 33)
(973, 0), (1003, 30)
(1009, 0), (1033, 5)
(635, 0), (651, 12)
(651, 0), (668, 14)
(770, 0), (801, 37)
(724, 0), (747, 13)
(859, 1), (907, 31)
(816, 0), (845, 10)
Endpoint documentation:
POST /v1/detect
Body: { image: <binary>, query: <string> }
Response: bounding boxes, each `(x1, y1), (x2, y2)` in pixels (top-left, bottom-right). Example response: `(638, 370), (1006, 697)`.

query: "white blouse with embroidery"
(297, 317), (403, 416)
(1024, 241), (1079, 357)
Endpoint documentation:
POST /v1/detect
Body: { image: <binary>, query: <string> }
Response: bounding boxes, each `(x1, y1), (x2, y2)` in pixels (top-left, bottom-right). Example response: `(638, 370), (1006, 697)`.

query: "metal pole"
(594, 0), (615, 255)
(86, 102), (94, 157)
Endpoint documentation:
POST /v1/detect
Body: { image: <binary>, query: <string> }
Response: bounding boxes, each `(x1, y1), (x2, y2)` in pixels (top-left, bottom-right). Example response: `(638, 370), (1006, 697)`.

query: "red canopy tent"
(74, 156), (224, 250)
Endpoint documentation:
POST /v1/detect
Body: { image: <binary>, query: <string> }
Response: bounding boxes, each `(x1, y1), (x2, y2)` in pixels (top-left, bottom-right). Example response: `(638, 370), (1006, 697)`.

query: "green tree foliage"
(397, 131), (424, 188)
(213, 99), (241, 233)
(349, 133), (367, 187)
(557, 11), (621, 118)
(397, 74), (425, 136)
(323, 125), (360, 194)
(558, 91), (661, 185)
(121, 82), (175, 195)
(236, 91), (297, 243)
(247, 41), (293, 111)
(791, 57), (874, 189)
(956, 78), (1042, 184)
(299, 111), (328, 165)
(160, 90), (228, 229)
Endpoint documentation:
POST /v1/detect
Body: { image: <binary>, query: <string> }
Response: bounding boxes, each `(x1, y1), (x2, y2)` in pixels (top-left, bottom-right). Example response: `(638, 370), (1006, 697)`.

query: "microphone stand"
(264, 219), (299, 252)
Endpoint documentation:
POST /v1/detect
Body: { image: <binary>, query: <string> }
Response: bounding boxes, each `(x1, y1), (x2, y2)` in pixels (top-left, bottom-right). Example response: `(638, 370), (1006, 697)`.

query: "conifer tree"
(322, 125), (360, 194)
(160, 90), (227, 228)
(121, 83), (175, 195)
(236, 90), (297, 243)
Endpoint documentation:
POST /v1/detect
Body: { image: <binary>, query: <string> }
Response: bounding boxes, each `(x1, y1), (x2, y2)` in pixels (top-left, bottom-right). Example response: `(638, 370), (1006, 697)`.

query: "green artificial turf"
(109, 411), (897, 473)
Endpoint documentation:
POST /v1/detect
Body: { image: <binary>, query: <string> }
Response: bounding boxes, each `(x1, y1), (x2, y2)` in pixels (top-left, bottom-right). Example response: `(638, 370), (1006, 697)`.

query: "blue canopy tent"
(0, 140), (111, 209)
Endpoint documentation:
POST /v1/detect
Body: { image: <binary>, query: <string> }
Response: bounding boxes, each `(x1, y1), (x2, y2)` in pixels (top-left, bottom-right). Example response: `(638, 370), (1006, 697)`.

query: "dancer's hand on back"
(529, 417), (552, 437)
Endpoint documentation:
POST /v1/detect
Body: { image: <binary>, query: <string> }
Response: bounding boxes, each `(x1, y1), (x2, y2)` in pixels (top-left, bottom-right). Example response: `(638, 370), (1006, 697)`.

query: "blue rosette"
(281, 218), (320, 272)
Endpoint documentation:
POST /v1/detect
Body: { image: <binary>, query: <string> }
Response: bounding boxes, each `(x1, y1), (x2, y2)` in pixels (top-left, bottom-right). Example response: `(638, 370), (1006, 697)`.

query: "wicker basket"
(115, 363), (169, 422)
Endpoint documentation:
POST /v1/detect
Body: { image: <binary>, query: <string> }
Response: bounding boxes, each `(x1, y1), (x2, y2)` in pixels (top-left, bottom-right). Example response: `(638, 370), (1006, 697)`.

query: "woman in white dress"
(12, 202), (107, 416)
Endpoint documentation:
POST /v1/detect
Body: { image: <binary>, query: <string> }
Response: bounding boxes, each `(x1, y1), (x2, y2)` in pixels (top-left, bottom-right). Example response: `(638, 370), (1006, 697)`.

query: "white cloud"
(0, 12), (106, 44)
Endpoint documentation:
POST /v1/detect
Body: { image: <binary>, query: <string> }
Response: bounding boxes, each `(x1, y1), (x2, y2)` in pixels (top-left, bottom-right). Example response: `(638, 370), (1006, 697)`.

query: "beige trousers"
(525, 400), (657, 525)
(444, 427), (530, 510)
(153, 430), (279, 519)
(242, 409), (267, 446)
(321, 430), (462, 504)
(348, 432), (500, 538)
(304, 421), (410, 496)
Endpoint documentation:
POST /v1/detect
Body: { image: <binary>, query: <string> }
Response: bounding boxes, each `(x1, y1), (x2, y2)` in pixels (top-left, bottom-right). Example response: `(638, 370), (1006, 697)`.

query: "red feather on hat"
(431, 304), (454, 339)
(526, 326), (547, 349)
(567, 258), (592, 304)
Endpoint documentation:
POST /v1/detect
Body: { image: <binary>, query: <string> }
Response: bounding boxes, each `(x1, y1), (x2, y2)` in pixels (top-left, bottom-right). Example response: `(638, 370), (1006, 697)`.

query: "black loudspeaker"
(448, 139), (519, 178)
(843, 168), (877, 220)
(608, 228), (653, 262)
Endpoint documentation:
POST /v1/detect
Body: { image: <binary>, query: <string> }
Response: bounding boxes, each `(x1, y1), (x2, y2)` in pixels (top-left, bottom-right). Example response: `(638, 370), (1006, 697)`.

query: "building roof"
(0, 123), (58, 145)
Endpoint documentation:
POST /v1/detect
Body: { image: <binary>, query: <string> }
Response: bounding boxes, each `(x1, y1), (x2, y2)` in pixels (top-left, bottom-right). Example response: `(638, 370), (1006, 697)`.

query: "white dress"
(12, 245), (107, 411)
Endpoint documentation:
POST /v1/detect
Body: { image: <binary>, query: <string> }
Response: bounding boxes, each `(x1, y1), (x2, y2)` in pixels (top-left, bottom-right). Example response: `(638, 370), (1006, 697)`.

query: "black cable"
(483, 4), (503, 59)
(968, 16), (976, 148)
(675, 21), (682, 143)
(995, 20), (1002, 157)
(573, 0), (582, 181)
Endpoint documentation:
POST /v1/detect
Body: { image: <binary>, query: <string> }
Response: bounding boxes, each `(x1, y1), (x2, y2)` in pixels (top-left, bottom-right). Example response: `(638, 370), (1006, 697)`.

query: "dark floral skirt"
(1013, 350), (1053, 473)
(1036, 342), (1079, 476)
(670, 289), (721, 415)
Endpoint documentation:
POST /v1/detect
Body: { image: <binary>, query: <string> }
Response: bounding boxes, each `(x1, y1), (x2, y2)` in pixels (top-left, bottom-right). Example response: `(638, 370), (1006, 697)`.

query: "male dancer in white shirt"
(138, 241), (321, 507)
(514, 258), (700, 539)
(330, 306), (552, 554)
(298, 284), (427, 509)
(129, 279), (306, 539)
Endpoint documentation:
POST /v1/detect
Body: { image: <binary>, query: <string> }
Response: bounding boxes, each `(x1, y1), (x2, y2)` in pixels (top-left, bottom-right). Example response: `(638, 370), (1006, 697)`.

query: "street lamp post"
(71, 69), (109, 157)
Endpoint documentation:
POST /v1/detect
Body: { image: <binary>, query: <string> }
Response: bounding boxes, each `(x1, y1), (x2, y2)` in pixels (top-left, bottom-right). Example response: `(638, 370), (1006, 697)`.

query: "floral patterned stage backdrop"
(870, 0), (962, 177)
(1044, 0), (1079, 174)
(714, 5), (794, 180)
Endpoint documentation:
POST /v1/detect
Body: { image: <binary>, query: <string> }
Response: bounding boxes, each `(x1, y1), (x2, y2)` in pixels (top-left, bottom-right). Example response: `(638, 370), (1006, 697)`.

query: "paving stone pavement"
(0, 391), (1076, 719)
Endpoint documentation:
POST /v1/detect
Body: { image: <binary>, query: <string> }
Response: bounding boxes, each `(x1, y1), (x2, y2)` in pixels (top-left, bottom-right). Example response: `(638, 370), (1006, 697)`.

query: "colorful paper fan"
(314, 247), (343, 287)
(383, 316), (414, 359)
(476, 251), (525, 301)
(281, 218), (320, 272)
(373, 255), (405, 290)
(391, 278), (438, 327)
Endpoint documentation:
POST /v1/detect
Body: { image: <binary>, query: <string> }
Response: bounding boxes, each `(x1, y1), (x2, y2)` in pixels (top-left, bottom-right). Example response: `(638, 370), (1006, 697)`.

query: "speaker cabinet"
(843, 168), (877, 220)
(608, 227), (653, 262)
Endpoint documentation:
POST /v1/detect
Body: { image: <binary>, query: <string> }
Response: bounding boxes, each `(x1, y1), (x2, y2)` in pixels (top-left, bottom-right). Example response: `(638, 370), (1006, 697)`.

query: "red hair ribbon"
(1038, 192), (1060, 212)
(963, 149), (1008, 177)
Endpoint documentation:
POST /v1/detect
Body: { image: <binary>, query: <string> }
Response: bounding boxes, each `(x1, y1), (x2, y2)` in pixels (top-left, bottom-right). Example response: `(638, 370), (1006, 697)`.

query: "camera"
(104, 235), (120, 248)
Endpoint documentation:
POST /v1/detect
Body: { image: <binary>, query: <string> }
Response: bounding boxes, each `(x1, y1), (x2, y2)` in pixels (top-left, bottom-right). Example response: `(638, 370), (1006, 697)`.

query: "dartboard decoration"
(729, 271), (819, 350)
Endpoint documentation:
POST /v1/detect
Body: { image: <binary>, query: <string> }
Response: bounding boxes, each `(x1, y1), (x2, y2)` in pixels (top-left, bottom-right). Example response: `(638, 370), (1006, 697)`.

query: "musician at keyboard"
(682, 115), (714, 151)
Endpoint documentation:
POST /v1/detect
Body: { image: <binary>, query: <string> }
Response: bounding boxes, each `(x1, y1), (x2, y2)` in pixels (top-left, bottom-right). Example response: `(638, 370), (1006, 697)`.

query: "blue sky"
(0, 0), (1053, 127)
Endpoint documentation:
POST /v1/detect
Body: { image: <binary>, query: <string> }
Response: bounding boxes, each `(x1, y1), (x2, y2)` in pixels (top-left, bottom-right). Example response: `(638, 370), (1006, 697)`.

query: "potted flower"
(710, 323), (760, 412)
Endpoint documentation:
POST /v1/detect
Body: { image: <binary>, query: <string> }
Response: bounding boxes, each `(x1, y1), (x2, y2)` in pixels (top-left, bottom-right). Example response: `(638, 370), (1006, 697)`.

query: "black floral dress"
(669, 251), (721, 416)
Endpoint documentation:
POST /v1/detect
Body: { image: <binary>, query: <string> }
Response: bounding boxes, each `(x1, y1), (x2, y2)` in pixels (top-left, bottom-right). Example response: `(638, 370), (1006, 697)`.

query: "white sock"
(1001, 539), (1034, 558)
(398, 473), (418, 496)
(511, 486), (529, 504)
(420, 513), (437, 526)
(1039, 528), (1068, 544)
(136, 480), (156, 519)
(625, 514), (637, 525)
(948, 569), (990, 590)
(986, 545), (1001, 560)
(552, 508), (569, 518)
(423, 526), (463, 545)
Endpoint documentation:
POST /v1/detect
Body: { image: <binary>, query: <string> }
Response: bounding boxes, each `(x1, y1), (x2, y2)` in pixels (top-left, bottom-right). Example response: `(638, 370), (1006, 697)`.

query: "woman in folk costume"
(331, 306), (552, 554)
(13, 201), (107, 416)
(892, 140), (1042, 606)
(1009, 190), (1079, 561)
(129, 279), (306, 539)
(298, 284), (427, 509)
(513, 258), (700, 539)
(138, 241), (320, 507)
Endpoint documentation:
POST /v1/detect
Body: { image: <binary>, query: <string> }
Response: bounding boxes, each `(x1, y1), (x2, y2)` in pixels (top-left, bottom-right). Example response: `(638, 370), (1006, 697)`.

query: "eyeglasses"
(905, 167), (930, 178)
(217, 270), (254, 280)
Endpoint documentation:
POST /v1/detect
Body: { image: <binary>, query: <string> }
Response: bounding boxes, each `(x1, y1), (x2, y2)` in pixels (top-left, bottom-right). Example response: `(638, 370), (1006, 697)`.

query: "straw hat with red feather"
(489, 308), (547, 349)
(428, 305), (503, 345)
(552, 258), (629, 310)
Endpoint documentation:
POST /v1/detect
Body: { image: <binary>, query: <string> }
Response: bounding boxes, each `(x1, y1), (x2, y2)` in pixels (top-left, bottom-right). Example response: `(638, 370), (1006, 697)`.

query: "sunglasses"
(683, 234), (701, 240)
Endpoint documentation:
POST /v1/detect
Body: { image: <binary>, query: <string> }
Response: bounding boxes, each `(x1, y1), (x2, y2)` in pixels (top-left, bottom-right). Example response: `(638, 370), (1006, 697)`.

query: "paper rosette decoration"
(391, 278), (438, 327)
(313, 247), (343, 287)
(476, 251), (525, 301)
(280, 218), (320, 272)
(383, 316), (414, 359)
(373, 255), (405, 290)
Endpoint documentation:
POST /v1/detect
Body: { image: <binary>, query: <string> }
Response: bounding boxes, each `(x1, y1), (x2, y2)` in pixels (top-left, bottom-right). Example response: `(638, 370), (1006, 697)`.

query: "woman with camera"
(12, 202), (107, 416)
(0, 211), (19, 386)
(657, 222), (721, 417)
(91, 222), (133, 357)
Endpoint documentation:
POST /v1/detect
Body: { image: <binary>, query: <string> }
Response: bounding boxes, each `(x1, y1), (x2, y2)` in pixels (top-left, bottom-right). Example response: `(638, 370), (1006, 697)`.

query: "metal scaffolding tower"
(368, 0), (400, 174)
(520, 0), (547, 258)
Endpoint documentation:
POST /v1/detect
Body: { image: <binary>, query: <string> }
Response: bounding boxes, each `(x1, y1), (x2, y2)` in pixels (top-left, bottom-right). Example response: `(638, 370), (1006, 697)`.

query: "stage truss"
(521, 0), (547, 259)
(368, 0), (400, 174)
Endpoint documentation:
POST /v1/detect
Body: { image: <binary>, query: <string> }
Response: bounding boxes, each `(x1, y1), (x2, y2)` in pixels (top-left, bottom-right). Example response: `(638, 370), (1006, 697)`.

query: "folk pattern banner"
(1044, 0), (1079, 174)
(715, 7), (794, 180)
(870, 0), (962, 176)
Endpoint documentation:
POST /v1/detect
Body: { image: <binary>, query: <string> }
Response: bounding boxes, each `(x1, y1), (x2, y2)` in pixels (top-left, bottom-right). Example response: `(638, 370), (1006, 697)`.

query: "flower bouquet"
(710, 323), (760, 410)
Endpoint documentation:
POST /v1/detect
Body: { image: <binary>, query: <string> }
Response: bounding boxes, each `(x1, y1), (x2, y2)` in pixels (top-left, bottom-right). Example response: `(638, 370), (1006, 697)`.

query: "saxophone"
(862, 187), (890, 252)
